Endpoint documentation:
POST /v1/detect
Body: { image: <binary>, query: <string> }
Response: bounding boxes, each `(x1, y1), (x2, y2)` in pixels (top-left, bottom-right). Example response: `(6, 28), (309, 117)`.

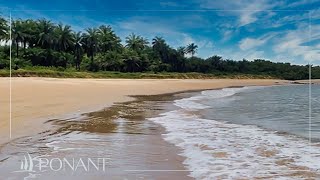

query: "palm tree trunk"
(16, 42), (19, 58)
(90, 47), (94, 63)
(23, 40), (26, 53)
(76, 55), (81, 71)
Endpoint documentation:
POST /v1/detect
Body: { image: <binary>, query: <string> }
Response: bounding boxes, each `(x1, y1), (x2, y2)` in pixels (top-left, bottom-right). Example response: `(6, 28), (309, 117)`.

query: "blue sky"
(1, 0), (320, 64)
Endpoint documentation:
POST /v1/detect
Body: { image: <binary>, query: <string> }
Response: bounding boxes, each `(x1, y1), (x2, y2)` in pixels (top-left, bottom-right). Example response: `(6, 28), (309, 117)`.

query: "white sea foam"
(174, 96), (210, 110)
(174, 87), (248, 110)
(149, 87), (320, 179)
(201, 87), (247, 98)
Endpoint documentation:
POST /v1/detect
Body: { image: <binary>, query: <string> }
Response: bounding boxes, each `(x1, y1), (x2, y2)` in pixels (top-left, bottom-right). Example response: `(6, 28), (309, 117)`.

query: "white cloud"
(181, 33), (212, 48)
(181, 33), (194, 45)
(239, 38), (267, 50)
(273, 24), (320, 62)
(217, 47), (267, 61)
(221, 30), (233, 42)
(265, 8), (320, 28)
(287, 0), (319, 7)
(239, 11), (257, 26)
(198, 0), (278, 26)
(245, 50), (265, 60)
(239, 33), (275, 50)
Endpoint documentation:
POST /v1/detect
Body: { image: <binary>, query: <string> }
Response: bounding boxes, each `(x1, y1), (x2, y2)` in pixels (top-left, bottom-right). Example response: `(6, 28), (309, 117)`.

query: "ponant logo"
(14, 153), (110, 175)
(20, 153), (36, 172)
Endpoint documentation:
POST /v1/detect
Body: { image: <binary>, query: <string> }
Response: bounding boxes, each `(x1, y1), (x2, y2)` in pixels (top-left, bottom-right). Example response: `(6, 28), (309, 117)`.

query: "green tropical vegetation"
(0, 16), (319, 80)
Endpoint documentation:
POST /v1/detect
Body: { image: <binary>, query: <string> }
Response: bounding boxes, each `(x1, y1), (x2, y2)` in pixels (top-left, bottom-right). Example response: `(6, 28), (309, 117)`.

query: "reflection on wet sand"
(0, 92), (195, 180)
(50, 93), (181, 134)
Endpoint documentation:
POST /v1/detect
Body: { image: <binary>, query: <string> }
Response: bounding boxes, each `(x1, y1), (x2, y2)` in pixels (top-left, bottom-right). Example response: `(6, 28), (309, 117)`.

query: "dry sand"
(0, 77), (288, 144)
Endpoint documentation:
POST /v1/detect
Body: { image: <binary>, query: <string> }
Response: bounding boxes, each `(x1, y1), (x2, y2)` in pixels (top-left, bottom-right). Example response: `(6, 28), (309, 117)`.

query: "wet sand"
(0, 91), (196, 179)
(0, 77), (287, 144)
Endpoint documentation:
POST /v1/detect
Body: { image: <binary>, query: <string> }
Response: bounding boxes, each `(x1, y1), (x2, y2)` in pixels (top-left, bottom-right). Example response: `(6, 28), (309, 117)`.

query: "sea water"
(150, 84), (320, 179)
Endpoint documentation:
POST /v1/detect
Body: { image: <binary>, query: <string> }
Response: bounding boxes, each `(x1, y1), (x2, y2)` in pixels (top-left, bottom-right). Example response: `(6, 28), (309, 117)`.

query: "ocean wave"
(149, 110), (320, 179)
(174, 87), (250, 110)
(174, 96), (210, 110)
(201, 87), (248, 98)
(150, 86), (320, 179)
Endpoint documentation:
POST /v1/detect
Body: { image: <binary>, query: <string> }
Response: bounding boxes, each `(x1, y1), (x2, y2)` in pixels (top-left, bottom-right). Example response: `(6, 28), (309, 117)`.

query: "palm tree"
(73, 32), (83, 70)
(20, 20), (34, 51)
(0, 17), (8, 41)
(97, 25), (121, 52)
(177, 46), (186, 57)
(152, 36), (169, 62)
(186, 43), (198, 57)
(55, 24), (74, 52)
(12, 19), (26, 57)
(82, 28), (98, 63)
(122, 49), (141, 72)
(37, 19), (55, 49)
(152, 36), (165, 49)
(176, 46), (188, 72)
(125, 33), (148, 52)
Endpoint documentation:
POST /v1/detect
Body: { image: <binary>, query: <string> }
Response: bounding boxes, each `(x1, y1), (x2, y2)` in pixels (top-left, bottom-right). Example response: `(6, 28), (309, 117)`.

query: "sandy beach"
(1, 77), (309, 179)
(0, 77), (287, 145)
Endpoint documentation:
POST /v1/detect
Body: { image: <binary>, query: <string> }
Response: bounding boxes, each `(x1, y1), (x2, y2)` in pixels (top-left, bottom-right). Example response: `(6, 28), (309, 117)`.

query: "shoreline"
(0, 77), (289, 145)
(2, 78), (316, 179)
(156, 85), (320, 179)
(0, 78), (288, 179)
(1, 84), (318, 179)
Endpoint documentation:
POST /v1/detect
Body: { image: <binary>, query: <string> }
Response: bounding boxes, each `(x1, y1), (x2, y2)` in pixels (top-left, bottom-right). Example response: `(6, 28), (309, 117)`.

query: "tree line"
(0, 16), (319, 80)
